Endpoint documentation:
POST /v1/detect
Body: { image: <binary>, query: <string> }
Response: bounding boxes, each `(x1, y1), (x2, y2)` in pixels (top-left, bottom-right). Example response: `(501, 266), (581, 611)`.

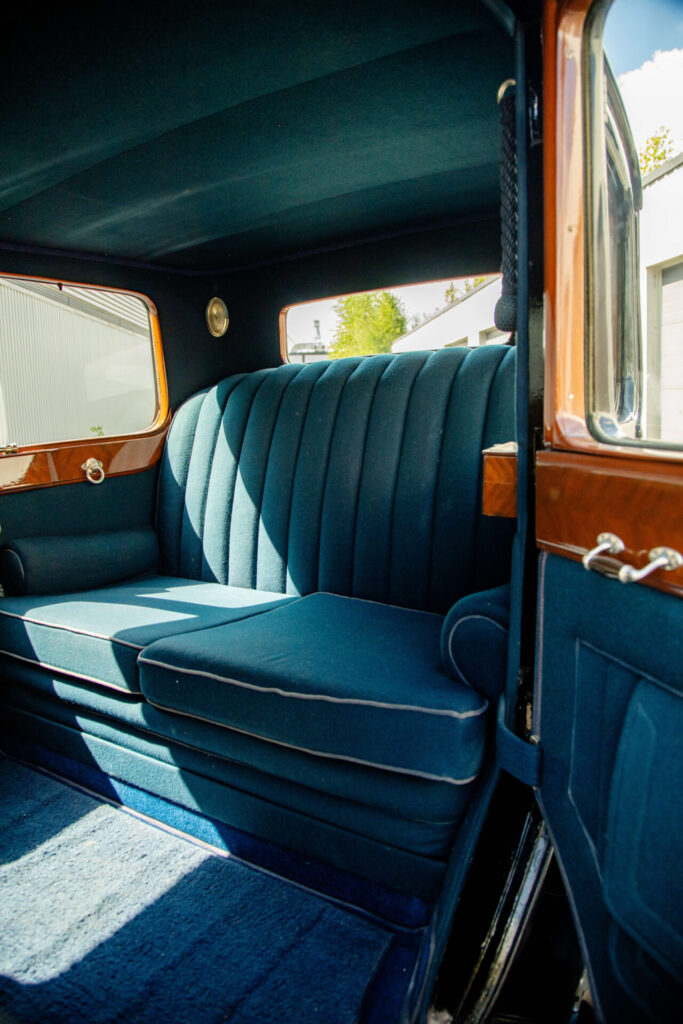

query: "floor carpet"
(0, 758), (407, 1024)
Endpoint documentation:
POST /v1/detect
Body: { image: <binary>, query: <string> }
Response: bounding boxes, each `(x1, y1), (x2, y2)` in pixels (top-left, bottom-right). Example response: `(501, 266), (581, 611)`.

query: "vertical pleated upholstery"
(157, 347), (515, 614)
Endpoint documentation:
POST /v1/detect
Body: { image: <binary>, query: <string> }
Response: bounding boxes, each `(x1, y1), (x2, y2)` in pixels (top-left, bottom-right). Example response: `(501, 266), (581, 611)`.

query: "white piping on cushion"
(144, 695), (482, 786)
(0, 607), (144, 649)
(138, 655), (488, 719)
(0, 647), (137, 695)
(446, 614), (508, 690)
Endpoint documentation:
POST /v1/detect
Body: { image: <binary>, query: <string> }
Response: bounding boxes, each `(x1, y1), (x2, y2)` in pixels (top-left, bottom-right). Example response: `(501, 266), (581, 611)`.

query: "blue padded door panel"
(604, 680), (683, 981)
(536, 553), (683, 1023)
(568, 642), (640, 865)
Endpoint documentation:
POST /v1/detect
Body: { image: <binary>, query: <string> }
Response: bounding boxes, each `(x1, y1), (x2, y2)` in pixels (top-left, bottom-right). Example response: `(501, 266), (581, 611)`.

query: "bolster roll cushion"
(440, 584), (510, 702)
(0, 529), (159, 597)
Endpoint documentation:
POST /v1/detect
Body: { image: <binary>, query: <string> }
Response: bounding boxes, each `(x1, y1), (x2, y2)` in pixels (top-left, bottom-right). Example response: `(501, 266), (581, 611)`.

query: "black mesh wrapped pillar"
(494, 83), (518, 333)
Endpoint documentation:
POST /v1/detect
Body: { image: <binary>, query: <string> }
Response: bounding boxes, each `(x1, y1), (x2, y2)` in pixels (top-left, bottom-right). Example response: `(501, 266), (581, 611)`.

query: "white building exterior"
(392, 276), (504, 352)
(0, 278), (157, 448)
(639, 153), (683, 441)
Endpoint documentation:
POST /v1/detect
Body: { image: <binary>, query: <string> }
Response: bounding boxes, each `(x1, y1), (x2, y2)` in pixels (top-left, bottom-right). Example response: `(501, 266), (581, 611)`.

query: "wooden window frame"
(0, 272), (170, 493)
(539, 0), (683, 597)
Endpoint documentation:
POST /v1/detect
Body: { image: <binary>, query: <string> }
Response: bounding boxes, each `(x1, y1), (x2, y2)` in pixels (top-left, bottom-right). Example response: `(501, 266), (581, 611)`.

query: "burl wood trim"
(0, 422), (171, 493)
(544, 0), (595, 454)
(483, 446), (517, 518)
(536, 450), (683, 597)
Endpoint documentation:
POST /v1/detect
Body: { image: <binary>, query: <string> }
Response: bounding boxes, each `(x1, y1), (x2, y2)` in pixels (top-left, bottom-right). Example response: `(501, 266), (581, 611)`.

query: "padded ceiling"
(0, 1), (513, 271)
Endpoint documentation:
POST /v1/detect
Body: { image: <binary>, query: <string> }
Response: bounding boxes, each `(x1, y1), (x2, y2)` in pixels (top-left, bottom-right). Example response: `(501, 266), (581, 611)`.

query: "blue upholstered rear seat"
(0, 347), (516, 896)
(158, 348), (514, 608)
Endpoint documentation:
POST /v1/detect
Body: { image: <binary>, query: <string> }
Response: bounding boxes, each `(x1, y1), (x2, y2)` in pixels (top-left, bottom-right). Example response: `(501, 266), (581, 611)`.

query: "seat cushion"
(0, 577), (293, 694)
(139, 593), (489, 784)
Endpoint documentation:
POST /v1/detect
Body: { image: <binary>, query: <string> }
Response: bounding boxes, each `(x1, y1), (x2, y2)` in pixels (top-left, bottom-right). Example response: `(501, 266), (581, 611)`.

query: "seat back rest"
(157, 347), (516, 614)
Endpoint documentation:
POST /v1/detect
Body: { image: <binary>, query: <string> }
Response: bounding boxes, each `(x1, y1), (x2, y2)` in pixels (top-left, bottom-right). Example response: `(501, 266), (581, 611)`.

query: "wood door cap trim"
(536, 450), (683, 598)
(0, 419), (170, 493)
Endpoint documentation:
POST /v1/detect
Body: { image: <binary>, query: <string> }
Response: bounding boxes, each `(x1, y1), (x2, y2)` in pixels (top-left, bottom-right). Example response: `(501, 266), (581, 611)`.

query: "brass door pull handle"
(81, 458), (105, 484)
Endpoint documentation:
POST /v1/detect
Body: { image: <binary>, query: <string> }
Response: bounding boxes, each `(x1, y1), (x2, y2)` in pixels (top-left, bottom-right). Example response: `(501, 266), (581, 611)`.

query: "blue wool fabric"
(140, 592), (488, 784)
(440, 583), (510, 701)
(536, 554), (683, 1019)
(0, 348), (517, 904)
(156, 348), (516, 613)
(0, 660), (470, 828)
(0, 529), (159, 596)
(0, 577), (292, 693)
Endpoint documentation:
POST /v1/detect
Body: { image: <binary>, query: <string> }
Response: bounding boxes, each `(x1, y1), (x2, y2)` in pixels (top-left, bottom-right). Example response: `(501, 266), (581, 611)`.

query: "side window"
(586, 0), (683, 448)
(0, 277), (164, 449)
(281, 276), (504, 362)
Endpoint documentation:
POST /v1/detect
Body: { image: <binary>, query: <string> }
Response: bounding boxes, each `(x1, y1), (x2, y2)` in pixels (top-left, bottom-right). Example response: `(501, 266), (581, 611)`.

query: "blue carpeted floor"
(0, 758), (416, 1024)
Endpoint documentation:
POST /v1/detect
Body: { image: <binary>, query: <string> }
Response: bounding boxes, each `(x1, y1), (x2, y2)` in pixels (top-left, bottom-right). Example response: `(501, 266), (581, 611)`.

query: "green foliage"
(639, 126), (674, 175)
(443, 276), (488, 305)
(329, 292), (407, 358)
(90, 425), (104, 437)
(463, 275), (488, 294)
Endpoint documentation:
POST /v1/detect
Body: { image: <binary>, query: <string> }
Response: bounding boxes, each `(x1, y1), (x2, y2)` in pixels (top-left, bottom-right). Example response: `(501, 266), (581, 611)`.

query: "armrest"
(440, 583), (510, 701)
(0, 528), (159, 596)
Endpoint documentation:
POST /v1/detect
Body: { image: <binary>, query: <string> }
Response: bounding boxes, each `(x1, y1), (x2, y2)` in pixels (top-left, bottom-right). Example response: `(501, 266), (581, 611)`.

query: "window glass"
(0, 278), (161, 447)
(588, 0), (683, 447)
(282, 275), (505, 363)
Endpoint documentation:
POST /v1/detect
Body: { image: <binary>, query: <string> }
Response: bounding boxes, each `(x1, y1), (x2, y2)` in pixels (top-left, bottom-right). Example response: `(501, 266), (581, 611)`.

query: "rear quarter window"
(0, 276), (164, 449)
(281, 276), (505, 363)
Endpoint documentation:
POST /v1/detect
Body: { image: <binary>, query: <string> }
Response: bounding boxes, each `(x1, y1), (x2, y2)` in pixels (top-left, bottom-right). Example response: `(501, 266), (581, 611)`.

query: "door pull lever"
(618, 547), (683, 584)
(582, 532), (624, 571)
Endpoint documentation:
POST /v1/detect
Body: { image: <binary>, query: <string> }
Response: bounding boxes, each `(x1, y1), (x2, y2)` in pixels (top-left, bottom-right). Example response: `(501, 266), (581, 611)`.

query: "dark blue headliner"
(1, 1), (513, 271)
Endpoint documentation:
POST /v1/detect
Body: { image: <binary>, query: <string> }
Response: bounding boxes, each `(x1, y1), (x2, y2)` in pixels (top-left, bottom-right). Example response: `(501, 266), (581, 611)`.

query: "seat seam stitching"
(139, 654), (487, 717)
(0, 608), (143, 648)
(426, 352), (466, 611)
(282, 363), (329, 594)
(0, 647), (135, 692)
(313, 362), (361, 592)
(252, 368), (300, 591)
(212, 373), (270, 584)
(348, 358), (391, 597)
(142, 695), (483, 785)
(387, 354), (429, 605)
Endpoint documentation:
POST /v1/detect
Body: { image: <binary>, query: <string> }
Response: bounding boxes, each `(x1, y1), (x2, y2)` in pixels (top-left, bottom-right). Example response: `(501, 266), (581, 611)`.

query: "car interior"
(0, 1), (681, 1022)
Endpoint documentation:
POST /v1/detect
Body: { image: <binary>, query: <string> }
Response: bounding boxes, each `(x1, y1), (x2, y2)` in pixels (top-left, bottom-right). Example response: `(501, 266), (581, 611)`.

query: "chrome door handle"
(618, 547), (683, 584)
(583, 532), (625, 571)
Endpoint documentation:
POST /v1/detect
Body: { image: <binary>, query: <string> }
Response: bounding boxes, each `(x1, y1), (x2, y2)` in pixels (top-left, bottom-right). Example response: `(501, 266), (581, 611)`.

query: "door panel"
(0, 468), (159, 546)
(538, 3), (683, 1016)
(535, 553), (683, 1021)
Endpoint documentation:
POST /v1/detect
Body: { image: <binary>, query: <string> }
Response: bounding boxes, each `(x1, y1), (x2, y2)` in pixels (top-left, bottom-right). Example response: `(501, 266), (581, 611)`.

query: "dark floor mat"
(0, 758), (400, 1024)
